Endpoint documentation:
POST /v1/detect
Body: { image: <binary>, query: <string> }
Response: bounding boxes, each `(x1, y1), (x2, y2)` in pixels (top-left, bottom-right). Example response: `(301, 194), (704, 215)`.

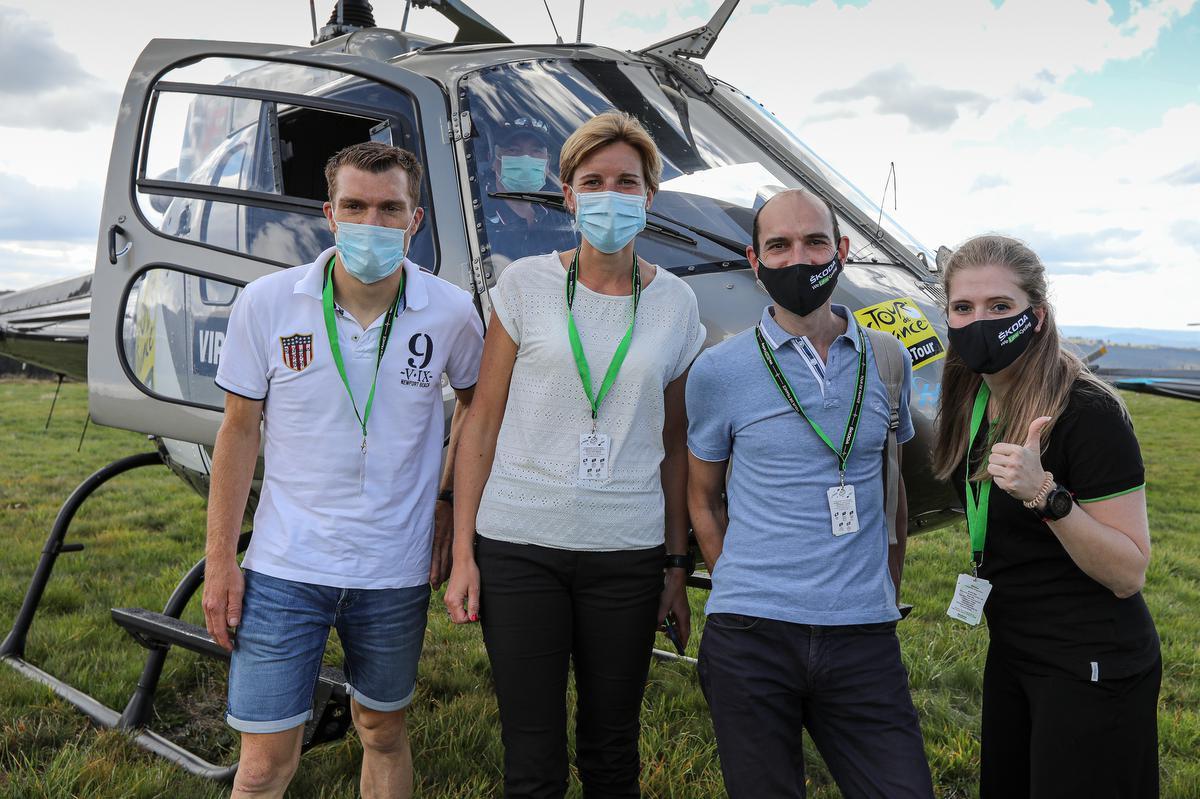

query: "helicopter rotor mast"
(637, 0), (741, 94)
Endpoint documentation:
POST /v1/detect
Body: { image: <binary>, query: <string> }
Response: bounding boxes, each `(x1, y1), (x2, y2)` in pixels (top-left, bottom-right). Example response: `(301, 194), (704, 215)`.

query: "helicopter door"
(89, 39), (468, 446)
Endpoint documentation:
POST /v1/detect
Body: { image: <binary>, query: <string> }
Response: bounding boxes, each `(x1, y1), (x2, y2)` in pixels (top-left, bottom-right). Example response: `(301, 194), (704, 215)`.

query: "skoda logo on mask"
(757, 253), (844, 318)
(948, 306), (1038, 374)
(997, 315), (1032, 346)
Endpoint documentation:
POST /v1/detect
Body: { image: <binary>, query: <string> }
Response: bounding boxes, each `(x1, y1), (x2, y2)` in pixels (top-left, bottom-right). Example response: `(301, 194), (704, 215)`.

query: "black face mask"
(756, 253), (843, 317)
(947, 306), (1039, 374)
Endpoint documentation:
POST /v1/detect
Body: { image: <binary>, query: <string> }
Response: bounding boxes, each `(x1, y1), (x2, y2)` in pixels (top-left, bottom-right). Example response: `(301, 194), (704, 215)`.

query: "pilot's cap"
(496, 116), (552, 150)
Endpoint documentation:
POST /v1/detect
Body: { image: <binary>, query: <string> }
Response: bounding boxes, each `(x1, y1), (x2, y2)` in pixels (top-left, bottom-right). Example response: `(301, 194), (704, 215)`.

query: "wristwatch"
(665, 552), (695, 575)
(437, 489), (453, 504)
(1040, 483), (1074, 522)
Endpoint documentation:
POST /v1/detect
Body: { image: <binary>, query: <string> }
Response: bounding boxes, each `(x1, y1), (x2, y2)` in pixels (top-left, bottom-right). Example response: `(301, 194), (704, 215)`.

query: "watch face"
(1048, 488), (1073, 519)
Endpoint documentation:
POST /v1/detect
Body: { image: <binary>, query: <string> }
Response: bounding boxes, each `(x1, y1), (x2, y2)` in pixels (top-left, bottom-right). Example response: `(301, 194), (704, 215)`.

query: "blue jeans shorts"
(226, 569), (430, 733)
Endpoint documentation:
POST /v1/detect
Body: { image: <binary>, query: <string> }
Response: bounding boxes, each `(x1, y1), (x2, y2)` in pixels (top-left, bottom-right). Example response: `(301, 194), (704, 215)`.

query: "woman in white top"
(445, 111), (705, 798)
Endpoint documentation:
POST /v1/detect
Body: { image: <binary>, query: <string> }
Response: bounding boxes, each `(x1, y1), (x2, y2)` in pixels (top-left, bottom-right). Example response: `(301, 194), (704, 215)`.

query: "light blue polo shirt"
(686, 304), (914, 626)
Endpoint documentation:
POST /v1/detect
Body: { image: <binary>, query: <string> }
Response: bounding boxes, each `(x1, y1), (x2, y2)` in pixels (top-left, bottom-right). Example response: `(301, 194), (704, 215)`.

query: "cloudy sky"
(1, 0), (1197, 330)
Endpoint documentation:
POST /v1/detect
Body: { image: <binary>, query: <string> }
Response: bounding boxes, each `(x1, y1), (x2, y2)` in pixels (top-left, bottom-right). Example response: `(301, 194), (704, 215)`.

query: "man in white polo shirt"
(202, 142), (483, 799)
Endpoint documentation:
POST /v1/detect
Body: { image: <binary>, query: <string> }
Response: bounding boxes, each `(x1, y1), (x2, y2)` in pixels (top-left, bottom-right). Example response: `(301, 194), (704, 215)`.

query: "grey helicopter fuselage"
(72, 24), (959, 534)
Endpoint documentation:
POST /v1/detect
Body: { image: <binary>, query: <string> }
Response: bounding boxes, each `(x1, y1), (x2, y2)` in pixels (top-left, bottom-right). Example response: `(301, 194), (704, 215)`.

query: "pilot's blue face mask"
(573, 190), (647, 254)
(334, 215), (416, 284)
(499, 154), (548, 193)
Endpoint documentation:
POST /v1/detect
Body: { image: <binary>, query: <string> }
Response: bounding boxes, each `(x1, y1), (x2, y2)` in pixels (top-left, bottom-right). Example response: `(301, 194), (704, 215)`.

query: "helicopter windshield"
(462, 58), (902, 279)
(721, 87), (935, 266)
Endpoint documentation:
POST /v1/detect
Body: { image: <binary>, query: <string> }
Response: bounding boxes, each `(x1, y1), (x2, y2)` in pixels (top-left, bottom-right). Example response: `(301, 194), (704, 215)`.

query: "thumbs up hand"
(988, 416), (1053, 501)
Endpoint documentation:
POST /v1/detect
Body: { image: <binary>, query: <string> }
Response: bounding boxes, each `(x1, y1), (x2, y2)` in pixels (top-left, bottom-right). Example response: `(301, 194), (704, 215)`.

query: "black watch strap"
(664, 552), (694, 575)
(1040, 483), (1074, 522)
(437, 489), (453, 504)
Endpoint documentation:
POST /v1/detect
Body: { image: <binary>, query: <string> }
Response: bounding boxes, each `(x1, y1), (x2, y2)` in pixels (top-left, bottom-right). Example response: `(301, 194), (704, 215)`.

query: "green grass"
(1, 378), (1197, 798)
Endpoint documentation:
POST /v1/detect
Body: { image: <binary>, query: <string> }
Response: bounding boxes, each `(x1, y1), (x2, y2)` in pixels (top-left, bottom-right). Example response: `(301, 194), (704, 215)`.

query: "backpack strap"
(862, 326), (905, 545)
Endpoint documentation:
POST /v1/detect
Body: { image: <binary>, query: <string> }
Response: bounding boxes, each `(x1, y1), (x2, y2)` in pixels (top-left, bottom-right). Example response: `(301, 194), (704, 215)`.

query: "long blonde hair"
(931, 235), (1124, 481)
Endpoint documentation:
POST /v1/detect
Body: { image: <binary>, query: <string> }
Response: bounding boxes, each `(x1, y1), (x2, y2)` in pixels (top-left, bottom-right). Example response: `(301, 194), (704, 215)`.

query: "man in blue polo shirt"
(686, 189), (933, 798)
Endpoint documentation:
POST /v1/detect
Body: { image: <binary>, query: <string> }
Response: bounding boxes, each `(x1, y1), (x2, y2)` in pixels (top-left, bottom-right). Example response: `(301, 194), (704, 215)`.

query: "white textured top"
(478, 252), (706, 550)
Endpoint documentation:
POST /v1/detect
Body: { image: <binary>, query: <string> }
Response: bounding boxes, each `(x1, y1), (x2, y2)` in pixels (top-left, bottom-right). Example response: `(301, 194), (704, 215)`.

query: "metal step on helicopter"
(0, 0), (966, 780)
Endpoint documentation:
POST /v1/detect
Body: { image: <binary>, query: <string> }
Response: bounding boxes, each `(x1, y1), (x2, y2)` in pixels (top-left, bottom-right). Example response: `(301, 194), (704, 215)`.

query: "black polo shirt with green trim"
(953, 378), (1159, 680)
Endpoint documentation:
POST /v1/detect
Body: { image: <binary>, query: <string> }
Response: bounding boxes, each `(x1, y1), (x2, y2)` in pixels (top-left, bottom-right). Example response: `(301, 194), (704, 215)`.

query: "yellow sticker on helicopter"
(133, 300), (156, 385)
(854, 297), (945, 370)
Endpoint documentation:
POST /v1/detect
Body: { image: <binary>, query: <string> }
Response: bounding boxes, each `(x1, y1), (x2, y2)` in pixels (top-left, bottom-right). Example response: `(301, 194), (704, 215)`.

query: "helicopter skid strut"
(0, 451), (351, 783)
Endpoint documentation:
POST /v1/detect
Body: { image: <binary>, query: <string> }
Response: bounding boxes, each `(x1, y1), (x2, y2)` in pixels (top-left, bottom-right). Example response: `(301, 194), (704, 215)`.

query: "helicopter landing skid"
(0, 451), (352, 783)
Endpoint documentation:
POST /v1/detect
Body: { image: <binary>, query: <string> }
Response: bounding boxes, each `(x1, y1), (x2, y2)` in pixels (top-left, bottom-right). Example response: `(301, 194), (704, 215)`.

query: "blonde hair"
(931, 234), (1125, 482)
(559, 111), (662, 194)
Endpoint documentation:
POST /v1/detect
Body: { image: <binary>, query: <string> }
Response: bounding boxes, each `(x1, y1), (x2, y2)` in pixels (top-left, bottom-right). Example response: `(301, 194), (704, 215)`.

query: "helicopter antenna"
(576, 0), (585, 43)
(542, 0), (563, 44)
(874, 161), (897, 240)
(849, 161), (897, 261)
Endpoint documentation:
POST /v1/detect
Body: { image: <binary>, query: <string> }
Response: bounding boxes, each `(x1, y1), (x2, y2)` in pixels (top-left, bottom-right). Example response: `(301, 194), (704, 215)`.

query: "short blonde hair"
(559, 111), (662, 194)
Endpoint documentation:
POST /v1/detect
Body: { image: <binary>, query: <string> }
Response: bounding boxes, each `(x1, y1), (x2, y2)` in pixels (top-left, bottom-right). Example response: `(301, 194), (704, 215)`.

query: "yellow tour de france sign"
(854, 296), (945, 370)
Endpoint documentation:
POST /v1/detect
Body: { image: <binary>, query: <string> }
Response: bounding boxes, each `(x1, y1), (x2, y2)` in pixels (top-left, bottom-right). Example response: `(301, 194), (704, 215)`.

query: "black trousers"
(477, 535), (665, 799)
(698, 614), (934, 799)
(980, 646), (1161, 799)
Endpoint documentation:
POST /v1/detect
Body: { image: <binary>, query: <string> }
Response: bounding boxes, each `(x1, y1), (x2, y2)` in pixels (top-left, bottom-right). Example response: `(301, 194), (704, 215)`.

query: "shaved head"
(752, 189), (841, 256)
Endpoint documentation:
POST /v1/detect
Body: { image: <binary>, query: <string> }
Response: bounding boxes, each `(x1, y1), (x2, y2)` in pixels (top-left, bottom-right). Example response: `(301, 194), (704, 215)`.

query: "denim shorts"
(226, 569), (430, 733)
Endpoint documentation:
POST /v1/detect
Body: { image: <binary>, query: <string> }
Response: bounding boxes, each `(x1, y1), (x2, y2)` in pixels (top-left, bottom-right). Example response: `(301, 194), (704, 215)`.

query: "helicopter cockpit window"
(135, 57), (436, 271)
(461, 59), (900, 282)
(121, 268), (243, 410)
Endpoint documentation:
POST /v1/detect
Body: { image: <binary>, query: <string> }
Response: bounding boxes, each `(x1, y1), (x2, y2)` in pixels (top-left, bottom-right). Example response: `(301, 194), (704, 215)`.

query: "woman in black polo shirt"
(931, 235), (1159, 798)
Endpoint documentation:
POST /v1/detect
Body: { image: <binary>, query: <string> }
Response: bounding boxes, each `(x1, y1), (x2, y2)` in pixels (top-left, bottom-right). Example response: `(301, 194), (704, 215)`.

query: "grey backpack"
(861, 327), (906, 545)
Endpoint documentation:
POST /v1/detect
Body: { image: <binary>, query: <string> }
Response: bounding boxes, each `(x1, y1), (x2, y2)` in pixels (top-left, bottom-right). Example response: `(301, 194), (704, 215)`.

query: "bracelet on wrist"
(1022, 471), (1055, 510)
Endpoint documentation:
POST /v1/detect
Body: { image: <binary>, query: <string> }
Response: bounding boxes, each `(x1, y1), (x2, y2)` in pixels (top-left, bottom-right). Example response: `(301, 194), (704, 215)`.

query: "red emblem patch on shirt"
(280, 333), (314, 372)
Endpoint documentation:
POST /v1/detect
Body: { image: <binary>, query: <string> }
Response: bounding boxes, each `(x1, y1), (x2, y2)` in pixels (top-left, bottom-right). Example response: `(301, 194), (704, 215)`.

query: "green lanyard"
(754, 322), (867, 485)
(322, 258), (404, 452)
(965, 381), (993, 570)
(566, 249), (641, 430)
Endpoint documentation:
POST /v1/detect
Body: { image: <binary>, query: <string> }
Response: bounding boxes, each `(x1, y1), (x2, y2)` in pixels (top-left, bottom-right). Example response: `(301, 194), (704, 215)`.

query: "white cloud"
(813, 66), (992, 132)
(0, 241), (94, 292)
(0, 6), (118, 131)
(0, 172), (101, 241)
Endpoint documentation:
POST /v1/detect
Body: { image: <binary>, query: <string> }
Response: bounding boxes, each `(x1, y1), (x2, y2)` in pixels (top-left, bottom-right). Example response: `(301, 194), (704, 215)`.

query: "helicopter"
(1, 0), (962, 781)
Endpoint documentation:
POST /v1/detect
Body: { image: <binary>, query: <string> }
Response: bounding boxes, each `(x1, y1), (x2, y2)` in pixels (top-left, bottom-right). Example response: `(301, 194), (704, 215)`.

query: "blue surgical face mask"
(574, 190), (647, 254)
(499, 154), (548, 193)
(334, 216), (415, 284)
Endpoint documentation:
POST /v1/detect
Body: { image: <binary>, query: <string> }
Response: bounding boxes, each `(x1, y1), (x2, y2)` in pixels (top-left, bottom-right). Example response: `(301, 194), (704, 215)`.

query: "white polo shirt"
(216, 247), (484, 589)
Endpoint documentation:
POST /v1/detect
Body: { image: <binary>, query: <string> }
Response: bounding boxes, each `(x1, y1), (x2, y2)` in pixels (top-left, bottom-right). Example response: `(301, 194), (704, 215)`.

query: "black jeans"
(477, 535), (665, 799)
(698, 614), (933, 799)
(980, 646), (1161, 798)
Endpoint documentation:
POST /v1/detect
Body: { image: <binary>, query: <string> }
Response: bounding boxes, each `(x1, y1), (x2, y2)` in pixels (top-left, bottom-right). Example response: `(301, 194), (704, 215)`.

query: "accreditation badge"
(827, 484), (859, 536)
(947, 574), (992, 626)
(578, 432), (610, 482)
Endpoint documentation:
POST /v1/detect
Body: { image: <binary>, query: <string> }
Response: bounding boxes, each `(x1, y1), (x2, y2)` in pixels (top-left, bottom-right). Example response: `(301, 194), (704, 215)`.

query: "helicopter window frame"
(137, 82), (402, 211)
(115, 262), (248, 415)
(132, 63), (442, 274)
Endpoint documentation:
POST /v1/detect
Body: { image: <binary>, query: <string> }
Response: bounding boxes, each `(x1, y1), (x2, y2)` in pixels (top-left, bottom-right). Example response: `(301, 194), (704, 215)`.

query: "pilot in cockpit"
(482, 115), (577, 266)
